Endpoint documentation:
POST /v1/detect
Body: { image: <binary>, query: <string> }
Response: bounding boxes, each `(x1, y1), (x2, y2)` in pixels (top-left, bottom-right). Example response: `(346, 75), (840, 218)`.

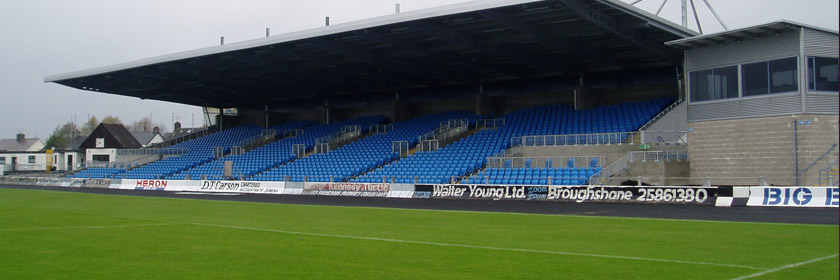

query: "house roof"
(164, 127), (202, 140)
(101, 124), (142, 148)
(79, 123), (143, 150)
(130, 131), (159, 145)
(0, 138), (42, 152)
(68, 136), (86, 150)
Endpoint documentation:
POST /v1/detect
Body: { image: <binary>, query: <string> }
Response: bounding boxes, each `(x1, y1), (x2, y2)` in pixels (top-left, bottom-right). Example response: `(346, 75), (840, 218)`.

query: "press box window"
(690, 65), (738, 102)
(808, 57), (839, 92)
(92, 155), (110, 162)
(742, 57), (798, 96)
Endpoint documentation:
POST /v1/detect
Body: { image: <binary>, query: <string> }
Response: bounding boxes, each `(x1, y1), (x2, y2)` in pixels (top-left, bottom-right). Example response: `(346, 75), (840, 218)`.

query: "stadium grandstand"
(45, 0), (837, 188)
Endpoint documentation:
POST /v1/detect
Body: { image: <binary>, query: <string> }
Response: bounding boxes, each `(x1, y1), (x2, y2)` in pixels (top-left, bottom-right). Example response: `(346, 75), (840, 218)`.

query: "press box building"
(667, 21), (839, 186)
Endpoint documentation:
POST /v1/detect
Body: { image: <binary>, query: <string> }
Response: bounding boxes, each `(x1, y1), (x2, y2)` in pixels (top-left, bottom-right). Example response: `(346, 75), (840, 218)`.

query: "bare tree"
(80, 116), (99, 136)
(101, 115), (122, 124)
(131, 117), (154, 132)
(44, 122), (78, 150)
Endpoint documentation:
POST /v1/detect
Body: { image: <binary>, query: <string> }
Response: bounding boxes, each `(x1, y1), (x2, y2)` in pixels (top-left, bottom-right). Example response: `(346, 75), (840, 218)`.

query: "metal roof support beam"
(159, 66), (262, 97)
(227, 52), (296, 88)
(553, 0), (681, 63)
(139, 65), (268, 107)
(207, 49), (380, 101)
(407, 20), (577, 76)
(308, 37), (447, 87)
(477, 10), (632, 70)
(271, 52), (389, 95)
(352, 28), (503, 83)
(84, 74), (158, 98)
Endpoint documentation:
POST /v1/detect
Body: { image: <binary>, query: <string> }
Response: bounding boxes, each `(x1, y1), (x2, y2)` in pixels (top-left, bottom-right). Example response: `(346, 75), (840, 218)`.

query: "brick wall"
(688, 115), (838, 186)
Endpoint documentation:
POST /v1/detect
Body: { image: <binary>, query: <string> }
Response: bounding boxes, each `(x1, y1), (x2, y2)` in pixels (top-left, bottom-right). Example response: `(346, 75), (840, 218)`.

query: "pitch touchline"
(0, 223), (180, 231)
(190, 222), (764, 270)
(730, 254), (839, 280)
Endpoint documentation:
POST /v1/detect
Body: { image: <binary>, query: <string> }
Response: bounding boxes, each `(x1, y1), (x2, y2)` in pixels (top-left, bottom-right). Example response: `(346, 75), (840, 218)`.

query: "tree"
(130, 117), (154, 132)
(43, 122), (77, 150)
(80, 116), (99, 136)
(101, 115), (122, 124)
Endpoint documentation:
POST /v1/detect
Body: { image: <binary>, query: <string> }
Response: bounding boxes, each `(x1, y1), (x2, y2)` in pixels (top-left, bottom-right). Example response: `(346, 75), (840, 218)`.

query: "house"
(79, 123), (142, 162)
(0, 133), (47, 173)
(130, 130), (165, 147)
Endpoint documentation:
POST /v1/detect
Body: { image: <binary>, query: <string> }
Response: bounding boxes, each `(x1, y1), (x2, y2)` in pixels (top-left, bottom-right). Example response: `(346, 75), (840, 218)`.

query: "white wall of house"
(27, 140), (46, 152)
(0, 153), (48, 172)
(147, 133), (165, 146)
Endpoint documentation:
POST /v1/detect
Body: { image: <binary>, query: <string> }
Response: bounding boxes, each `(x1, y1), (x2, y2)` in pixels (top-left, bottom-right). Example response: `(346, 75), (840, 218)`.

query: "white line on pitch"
(0, 223), (180, 232)
(730, 254), (839, 280)
(191, 222), (764, 270)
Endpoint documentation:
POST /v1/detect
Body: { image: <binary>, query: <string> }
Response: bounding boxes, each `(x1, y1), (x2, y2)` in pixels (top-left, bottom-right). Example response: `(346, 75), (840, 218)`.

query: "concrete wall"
(522, 145), (637, 169)
(521, 143), (688, 168)
(687, 114), (838, 186)
(623, 160), (690, 186)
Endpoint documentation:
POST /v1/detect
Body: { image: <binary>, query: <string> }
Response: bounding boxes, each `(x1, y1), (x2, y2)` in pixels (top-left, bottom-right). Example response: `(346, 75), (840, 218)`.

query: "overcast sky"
(0, 0), (837, 140)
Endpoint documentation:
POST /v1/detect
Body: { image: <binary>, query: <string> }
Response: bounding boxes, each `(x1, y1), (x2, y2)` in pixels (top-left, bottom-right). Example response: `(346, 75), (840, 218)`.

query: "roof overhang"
(666, 20), (840, 50)
(46, 0), (696, 109)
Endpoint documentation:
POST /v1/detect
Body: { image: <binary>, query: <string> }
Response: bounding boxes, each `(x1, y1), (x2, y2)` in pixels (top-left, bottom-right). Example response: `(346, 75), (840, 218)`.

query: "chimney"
(153, 126), (160, 134)
(174, 122), (182, 131)
(16, 133), (25, 143)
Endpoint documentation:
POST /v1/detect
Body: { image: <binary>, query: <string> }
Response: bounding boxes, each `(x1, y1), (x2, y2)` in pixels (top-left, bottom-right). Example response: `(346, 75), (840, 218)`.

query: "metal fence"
(369, 124), (394, 134)
(815, 158), (839, 186)
(233, 129), (278, 153)
(283, 128), (303, 138)
(485, 156), (605, 169)
(316, 125), (361, 146)
(418, 118), (470, 144)
(147, 126), (216, 149)
(640, 131), (687, 145)
(478, 118), (505, 129)
(392, 141), (409, 157)
(588, 155), (629, 185)
(627, 151), (689, 163)
(514, 131), (687, 148)
(588, 151), (689, 185)
(516, 132), (638, 147)
(116, 147), (188, 156)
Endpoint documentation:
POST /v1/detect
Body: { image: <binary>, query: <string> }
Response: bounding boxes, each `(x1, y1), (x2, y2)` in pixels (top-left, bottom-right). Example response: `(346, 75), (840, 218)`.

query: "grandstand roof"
(45, 0), (696, 109)
(666, 20), (840, 49)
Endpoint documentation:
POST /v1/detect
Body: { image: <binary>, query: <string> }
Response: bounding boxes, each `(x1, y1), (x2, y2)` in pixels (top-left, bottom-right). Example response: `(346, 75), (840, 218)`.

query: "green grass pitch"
(0, 188), (837, 279)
